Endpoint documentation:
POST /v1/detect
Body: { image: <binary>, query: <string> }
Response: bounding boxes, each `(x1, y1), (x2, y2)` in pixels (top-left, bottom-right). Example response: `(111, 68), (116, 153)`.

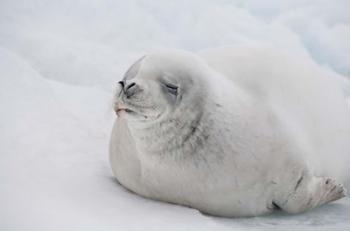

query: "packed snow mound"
(1, 0), (350, 230)
(1, 47), (350, 230)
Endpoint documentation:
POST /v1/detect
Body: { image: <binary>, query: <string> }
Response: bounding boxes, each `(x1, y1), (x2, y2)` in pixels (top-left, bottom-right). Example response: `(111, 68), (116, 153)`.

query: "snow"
(1, 1), (350, 230)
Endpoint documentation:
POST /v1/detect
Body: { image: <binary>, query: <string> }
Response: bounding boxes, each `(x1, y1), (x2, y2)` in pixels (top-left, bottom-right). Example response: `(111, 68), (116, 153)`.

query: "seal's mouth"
(116, 107), (134, 115)
(117, 108), (134, 113)
(114, 103), (149, 120)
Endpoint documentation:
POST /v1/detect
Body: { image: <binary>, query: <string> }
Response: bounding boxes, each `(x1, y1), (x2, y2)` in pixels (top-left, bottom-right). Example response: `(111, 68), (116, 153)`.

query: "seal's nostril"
(126, 82), (136, 90)
(118, 81), (125, 88)
(125, 82), (137, 98)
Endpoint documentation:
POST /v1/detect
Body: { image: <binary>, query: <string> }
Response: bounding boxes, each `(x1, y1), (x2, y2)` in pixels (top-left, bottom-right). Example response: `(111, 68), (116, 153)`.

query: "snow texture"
(0, 1), (350, 230)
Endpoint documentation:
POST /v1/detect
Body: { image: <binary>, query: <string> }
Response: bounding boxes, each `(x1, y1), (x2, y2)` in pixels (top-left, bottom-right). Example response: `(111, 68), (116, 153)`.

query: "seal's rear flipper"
(275, 175), (346, 214)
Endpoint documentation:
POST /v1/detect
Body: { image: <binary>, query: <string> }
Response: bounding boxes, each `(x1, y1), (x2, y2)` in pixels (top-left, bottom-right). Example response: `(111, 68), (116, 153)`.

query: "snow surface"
(1, 1), (350, 230)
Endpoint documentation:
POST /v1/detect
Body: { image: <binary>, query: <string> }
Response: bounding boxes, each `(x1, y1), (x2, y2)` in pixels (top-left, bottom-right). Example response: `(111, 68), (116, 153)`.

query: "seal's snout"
(114, 80), (139, 117)
(118, 80), (138, 98)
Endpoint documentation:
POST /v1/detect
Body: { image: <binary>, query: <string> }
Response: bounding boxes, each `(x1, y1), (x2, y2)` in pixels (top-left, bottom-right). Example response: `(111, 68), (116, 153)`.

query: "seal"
(109, 45), (350, 217)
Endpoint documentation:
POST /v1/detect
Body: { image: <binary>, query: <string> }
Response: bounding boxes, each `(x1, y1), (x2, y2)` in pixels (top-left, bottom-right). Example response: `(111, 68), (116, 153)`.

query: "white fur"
(110, 44), (350, 217)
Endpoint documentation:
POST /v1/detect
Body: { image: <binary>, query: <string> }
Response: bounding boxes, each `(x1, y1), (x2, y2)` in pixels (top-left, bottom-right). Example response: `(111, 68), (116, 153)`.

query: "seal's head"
(114, 51), (209, 123)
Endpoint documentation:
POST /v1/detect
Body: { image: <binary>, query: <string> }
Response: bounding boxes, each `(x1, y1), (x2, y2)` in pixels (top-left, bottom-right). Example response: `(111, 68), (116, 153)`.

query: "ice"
(1, 1), (350, 230)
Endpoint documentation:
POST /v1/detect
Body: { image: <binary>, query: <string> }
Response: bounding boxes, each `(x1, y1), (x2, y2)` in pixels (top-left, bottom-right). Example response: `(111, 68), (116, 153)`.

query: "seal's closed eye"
(164, 83), (178, 95)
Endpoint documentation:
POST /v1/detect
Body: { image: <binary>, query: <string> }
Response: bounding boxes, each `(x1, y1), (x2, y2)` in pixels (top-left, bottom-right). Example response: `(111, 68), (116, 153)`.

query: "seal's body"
(110, 45), (349, 217)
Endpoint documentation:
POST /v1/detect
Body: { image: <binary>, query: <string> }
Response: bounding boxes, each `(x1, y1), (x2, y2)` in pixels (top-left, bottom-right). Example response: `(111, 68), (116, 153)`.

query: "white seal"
(109, 45), (350, 217)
